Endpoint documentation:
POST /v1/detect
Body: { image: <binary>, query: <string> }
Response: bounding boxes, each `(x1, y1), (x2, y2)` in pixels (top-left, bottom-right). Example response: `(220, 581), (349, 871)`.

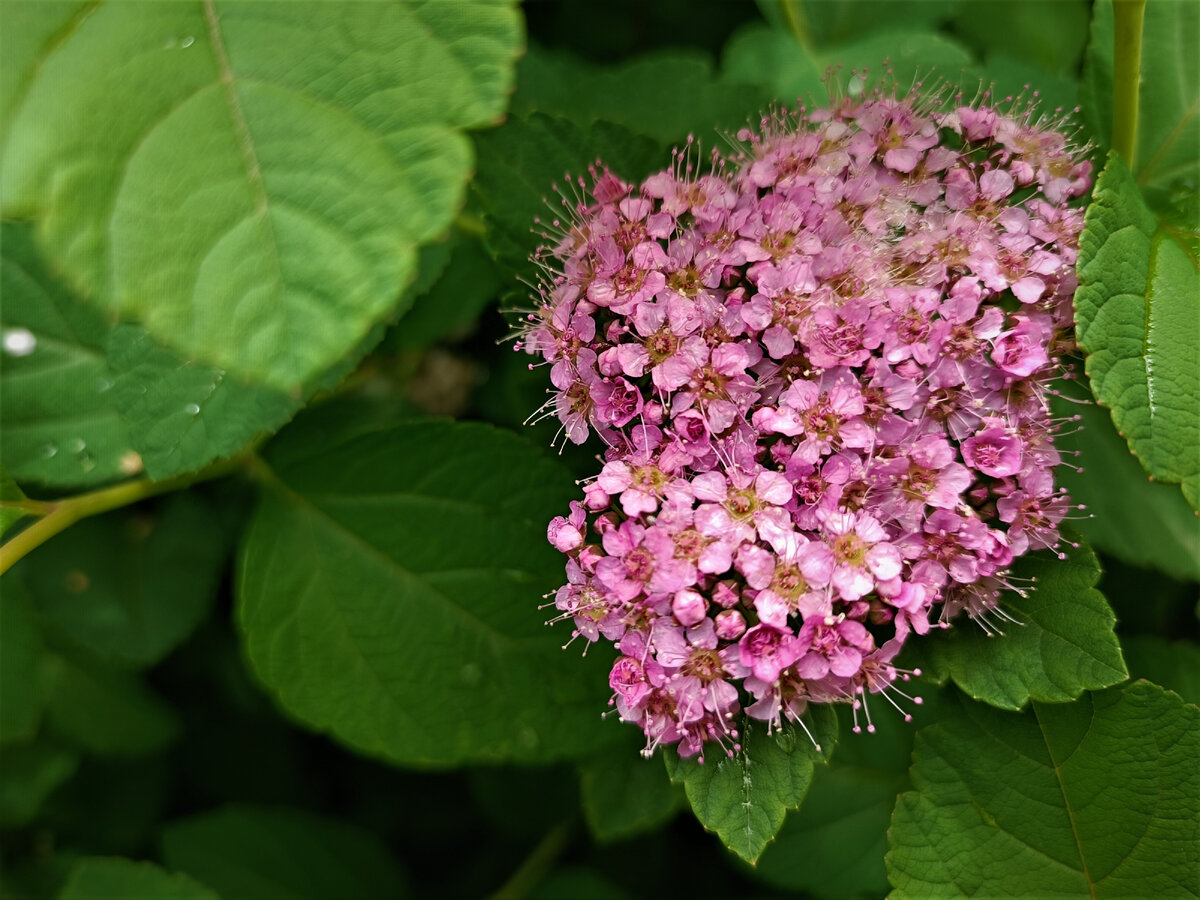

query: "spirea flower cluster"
(515, 86), (1092, 761)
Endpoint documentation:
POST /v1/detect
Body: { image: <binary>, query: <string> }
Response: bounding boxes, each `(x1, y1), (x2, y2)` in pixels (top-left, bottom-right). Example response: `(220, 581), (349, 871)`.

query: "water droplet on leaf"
(2, 328), (36, 356)
(184, 403), (201, 415)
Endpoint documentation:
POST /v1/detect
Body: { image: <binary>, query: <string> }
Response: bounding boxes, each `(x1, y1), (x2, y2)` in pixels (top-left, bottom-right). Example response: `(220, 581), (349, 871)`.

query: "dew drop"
(79, 452), (96, 473)
(97, 378), (112, 392)
(775, 729), (796, 753)
(120, 451), (143, 476)
(184, 403), (201, 415)
(69, 437), (86, 454)
(40, 442), (57, 459)
(180, 35), (195, 48)
(2, 328), (36, 356)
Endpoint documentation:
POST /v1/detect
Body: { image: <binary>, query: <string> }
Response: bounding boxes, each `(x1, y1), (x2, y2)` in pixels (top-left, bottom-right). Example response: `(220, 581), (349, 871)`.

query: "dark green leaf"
(887, 682), (1200, 898)
(0, 741), (78, 828)
(0, 577), (44, 744)
(473, 112), (663, 275)
(913, 538), (1126, 709)
(58, 858), (217, 900)
(43, 655), (180, 757)
(162, 805), (407, 900)
(753, 692), (947, 898)
(1075, 153), (1200, 509)
(1052, 388), (1200, 582)
(16, 494), (227, 668)
(664, 707), (838, 864)
(385, 234), (502, 350)
(238, 420), (618, 765)
(1120, 636), (1200, 707)
(2, 1), (521, 393)
(755, 0), (956, 50)
(512, 46), (764, 146)
(0, 223), (136, 488)
(580, 737), (686, 843)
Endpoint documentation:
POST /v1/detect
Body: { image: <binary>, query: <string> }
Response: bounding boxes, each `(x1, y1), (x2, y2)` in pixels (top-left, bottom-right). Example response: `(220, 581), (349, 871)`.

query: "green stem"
(778, 0), (814, 55)
(485, 820), (574, 900)
(1112, 0), (1146, 168)
(0, 455), (249, 576)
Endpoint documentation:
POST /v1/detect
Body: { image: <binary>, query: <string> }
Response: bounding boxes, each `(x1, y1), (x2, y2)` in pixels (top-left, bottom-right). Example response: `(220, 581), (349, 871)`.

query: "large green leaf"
(1075, 153), (1200, 509)
(162, 806), (407, 900)
(1, 1), (521, 393)
(15, 494), (227, 668)
(912, 538), (1126, 710)
(238, 419), (618, 766)
(663, 707), (838, 864)
(473, 112), (663, 276)
(0, 577), (44, 744)
(722, 22), (974, 106)
(1081, 0), (1198, 230)
(59, 858), (218, 900)
(1052, 389), (1200, 582)
(1121, 636), (1200, 707)
(949, 0), (1089, 75)
(0, 224), (136, 488)
(887, 682), (1200, 898)
(755, 0), (956, 50)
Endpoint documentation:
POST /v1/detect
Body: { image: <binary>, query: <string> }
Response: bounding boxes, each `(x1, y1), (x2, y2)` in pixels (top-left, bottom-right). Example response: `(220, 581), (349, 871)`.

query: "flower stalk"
(1112, 0), (1146, 168)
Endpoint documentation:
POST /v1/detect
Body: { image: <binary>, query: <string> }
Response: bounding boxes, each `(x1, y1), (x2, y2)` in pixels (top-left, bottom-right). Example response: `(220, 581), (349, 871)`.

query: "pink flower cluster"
(517, 88), (1091, 761)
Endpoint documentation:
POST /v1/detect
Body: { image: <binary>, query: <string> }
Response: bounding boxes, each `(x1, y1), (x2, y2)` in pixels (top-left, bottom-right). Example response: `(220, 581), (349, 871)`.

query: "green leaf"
(15, 494), (227, 668)
(384, 234), (502, 350)
(43, 655), (180, 757)
(1081, 0), (1199, 235)
(0, 577), (44, 744)
(473, 112), (663, 276)
(238, 419), (618, 766)
(1120, 636), (1200, 707)
(59, 858), (218, 900)
(722, 23), (974, 106)
(1052, 388), (1200, 582)
(0, 223), (136, 488)
(1075, 152), (1200, 509)
(2, 1), (521, 393)
(912, 538), (1127, 710)
(0, 741), (78, 828)
(949, 0), (1089, 76)
(887, 682), (1200, 898)
(107, 324), (300, 482)
(755, 0), (956, 50)
(162, 805), (406, 900)
(664, 707), (838, 864)
(752, 693), (945, 898)
(579, 738), (686, 843)
(0, 3), (87, 126)
(512, 46), (765, 146)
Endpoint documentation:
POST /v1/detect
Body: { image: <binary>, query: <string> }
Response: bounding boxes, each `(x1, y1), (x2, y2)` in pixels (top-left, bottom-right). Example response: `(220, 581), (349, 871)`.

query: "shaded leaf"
(512, 46), (764, 146)
(580, 737), (686, 843)
(1052, 388), (1199, 582)
(1120, 636), (1200, 707)
(1075, 153), (1200, 508)
(0, 223), (135, 488)
(473, 112), (662, 275)
(664, 707), (838, 864)
(16, 494), (227, 668)
(43, 655), (180, 757)
(912, 538), (1126, 709)
(887, 682), (1200, 898)
(0, 577), (44, 744)
(2, 1), (521, 392)
(949, 0), (1089, 75)
(162, 805), (407, 900)
(0, 741), (78, 828)
(238, 419), (618, 766)
(59, 858), (217, 900)
(755, 0), (955, 50)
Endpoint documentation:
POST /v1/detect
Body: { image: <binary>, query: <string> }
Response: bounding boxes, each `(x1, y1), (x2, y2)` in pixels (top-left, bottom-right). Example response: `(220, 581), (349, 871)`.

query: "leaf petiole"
(0, 455), (250, 576)
(1112, 0), (1146, 168)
